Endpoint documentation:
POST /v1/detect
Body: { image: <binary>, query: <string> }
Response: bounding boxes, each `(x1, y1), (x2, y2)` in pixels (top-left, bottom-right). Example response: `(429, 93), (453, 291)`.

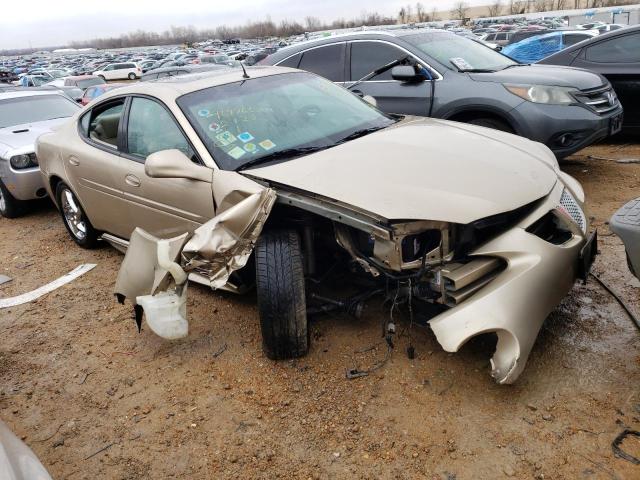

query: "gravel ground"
(0, 141), (639, 480)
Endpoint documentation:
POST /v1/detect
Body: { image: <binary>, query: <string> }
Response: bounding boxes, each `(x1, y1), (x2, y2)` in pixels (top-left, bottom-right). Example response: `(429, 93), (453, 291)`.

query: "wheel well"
(49, 176), (63, 205)
(447, 110), (515, 132)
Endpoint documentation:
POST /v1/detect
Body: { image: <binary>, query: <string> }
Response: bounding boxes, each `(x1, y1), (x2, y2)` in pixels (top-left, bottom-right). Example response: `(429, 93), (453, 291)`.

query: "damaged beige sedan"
(36, 67), (597, 384)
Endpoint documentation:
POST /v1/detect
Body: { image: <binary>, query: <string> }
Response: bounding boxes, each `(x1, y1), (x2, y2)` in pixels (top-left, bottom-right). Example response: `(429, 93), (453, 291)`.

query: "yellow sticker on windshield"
(228, 146), (246, 159)
(259, 139), (276, 151)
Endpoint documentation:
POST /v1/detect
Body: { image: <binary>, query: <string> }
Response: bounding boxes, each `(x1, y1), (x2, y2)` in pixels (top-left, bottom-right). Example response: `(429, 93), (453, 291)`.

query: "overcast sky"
(1, 0), (489, 49)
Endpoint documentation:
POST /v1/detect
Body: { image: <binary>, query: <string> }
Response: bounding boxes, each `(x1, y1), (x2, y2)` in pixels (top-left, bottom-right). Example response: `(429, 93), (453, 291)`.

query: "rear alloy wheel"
(467, 117), (513, 133)
(56, 182), (98, 248)
(0, 178), (26, 218)
(128, 72), (136, 80)
(255, 229), (309, 360)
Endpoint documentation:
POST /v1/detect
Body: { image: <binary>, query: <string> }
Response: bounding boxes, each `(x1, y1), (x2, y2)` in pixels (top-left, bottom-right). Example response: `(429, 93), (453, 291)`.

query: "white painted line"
(0, 264), (97, 309)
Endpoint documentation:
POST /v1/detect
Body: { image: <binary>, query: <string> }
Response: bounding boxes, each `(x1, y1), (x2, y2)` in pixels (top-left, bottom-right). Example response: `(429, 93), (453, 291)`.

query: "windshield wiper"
(237, 146), (331, 171)
(347, 55), (409, 92)
(457, 68), (498, 73)
(335, 126), (386, 145)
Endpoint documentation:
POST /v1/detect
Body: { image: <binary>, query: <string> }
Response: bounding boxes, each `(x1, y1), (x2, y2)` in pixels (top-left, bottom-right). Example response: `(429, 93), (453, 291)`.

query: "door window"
(278, 53), (302, 68)
(126, 97), (195, 161)
(585, 33), (640, 63)
(297, 44), (345, 82)
(87, 99), (125, 149)
(350, 41), (407, 81)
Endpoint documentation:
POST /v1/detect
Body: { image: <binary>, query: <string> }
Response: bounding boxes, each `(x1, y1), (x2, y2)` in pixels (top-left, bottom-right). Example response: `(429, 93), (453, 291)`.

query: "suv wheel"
(0, 178), (25, 218)
(467, 117), (513, 133)
(255, 229), (309, 360)
(56, 182), (98, 248)
(127, 72), (136, 80)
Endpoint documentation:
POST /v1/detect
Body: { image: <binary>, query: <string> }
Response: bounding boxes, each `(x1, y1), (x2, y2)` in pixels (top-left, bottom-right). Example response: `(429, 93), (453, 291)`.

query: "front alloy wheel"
(56, 183), (98, 248)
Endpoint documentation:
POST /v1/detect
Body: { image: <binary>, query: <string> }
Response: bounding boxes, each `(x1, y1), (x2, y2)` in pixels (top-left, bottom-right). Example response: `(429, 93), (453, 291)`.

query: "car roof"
(97, 65), (296, 104)
(264, 28), (452, 63)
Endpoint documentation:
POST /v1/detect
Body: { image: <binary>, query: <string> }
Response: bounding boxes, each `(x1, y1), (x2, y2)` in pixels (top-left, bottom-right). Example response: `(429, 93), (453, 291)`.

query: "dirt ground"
(1, 141), (639, 480)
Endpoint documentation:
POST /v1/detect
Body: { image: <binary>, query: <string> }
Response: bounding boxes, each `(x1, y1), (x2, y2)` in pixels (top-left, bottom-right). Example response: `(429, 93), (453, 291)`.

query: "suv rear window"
(297, 44), (345, 82)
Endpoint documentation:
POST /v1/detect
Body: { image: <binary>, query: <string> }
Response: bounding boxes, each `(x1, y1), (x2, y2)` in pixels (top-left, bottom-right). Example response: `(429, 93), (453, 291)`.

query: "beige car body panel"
(36, 68), (591, 383)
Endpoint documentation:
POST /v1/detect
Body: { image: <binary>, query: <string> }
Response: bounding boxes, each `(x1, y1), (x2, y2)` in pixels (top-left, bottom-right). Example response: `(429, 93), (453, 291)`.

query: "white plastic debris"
(136, 284), (188, 340)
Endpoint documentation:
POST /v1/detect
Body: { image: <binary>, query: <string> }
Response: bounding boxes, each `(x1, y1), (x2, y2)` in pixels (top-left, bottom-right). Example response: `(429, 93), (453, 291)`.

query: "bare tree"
(430, 6), (439, 21)
(450, 1), (469, 20)
(405, 4), (414, 22)
(488, 1), (503, 16)
(416, 2), (427, 22)
(304, 16), (322, 31)
(533, 0), (548, 11)
(508, 0), (527, 14)
(398, 7), (407, 23)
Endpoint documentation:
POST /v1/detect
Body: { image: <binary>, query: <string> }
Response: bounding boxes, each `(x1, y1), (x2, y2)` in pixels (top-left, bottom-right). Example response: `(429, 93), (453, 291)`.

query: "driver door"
(346, 40), (432, 116)
(119, 96), (215, 239)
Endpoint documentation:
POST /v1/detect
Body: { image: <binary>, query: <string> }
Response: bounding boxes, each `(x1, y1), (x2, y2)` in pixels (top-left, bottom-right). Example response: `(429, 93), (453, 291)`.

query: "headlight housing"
(504, 84), (577, 105)
(9, 153), (38, 169)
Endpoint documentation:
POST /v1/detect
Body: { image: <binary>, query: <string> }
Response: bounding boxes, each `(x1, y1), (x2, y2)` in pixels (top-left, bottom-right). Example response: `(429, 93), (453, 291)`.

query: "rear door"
(347, 40), (432, 116)
(572, 31), (640, 129)
(119, 95), (215, 238)
(66, 97), (131, 237)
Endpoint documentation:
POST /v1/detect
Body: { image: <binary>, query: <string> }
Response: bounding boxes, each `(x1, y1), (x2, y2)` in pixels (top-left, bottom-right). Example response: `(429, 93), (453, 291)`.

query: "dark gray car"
(262, 29), (623, 158)
(539, 25), (639, 135)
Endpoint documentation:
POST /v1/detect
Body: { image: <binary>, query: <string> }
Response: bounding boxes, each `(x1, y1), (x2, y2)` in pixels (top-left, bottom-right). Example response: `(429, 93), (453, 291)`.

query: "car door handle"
(125, 174), (141, 187)
(68, 156), (80, 166)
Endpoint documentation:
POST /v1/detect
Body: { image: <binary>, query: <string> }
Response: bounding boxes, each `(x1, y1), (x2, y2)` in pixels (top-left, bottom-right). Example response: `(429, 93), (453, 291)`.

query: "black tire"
(0, 178), (26, 218)
(127, 72), (136, 80)
(467, 117), (513, 133)
(55, 182), (99, 249)
(255, 229), (308, 360)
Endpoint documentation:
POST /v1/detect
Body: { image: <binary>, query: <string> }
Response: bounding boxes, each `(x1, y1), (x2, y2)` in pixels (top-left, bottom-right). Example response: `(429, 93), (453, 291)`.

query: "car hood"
(469, 64), (606, 90)
(245, 117), (559, 224)
(0, 118), (68, 153)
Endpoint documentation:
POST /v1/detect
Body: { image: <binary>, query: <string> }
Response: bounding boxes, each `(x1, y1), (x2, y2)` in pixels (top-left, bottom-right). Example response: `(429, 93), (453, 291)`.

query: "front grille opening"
(401, 229), (442, 263)
(526, 212), (573, 245)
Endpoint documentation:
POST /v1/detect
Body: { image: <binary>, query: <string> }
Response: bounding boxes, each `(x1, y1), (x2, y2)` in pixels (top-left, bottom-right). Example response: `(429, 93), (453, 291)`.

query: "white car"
(93, 62), (141, 81)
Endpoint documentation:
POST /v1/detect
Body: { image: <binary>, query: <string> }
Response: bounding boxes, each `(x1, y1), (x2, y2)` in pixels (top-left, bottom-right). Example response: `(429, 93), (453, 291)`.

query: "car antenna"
(240, 63), (250, 79)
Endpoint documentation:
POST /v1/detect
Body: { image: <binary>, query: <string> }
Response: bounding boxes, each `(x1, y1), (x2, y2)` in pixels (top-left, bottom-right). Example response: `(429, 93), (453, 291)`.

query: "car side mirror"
(145, 149), (212, 182)
(391, 65), (425, 83)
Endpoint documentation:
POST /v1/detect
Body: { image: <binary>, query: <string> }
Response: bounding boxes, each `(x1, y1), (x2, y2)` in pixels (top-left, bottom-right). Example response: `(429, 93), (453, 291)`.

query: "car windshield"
(0, 95), (79, 128)
(77, 77), (105, 89)
(404, 32), (517, 72)
(178, 72), (395, 170)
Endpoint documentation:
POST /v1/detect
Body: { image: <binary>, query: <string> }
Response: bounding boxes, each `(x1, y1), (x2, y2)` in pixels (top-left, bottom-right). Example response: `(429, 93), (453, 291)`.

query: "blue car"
(502, 31), (598, 63)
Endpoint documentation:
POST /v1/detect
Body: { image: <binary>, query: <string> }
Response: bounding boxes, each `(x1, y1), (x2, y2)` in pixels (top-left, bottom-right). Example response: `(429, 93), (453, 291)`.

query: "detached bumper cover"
(430, 181), (589, 384)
